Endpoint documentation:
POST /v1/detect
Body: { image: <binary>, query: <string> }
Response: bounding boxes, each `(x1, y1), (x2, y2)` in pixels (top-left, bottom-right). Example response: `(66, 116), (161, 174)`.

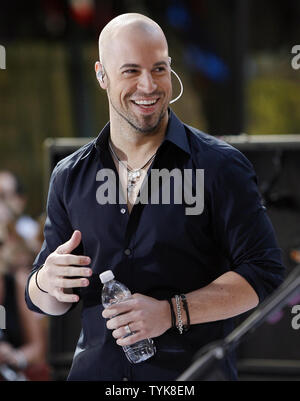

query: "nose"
(137, 71), (157, 93)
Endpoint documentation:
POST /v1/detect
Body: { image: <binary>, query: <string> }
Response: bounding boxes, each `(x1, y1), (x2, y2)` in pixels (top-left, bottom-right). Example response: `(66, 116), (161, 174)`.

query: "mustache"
(128, 91), (164, 100)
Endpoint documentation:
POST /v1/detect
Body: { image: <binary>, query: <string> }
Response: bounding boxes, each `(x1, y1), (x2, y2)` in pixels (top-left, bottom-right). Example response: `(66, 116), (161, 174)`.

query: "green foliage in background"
(0, 43), (74, 216)
(247, 77), (300, 134)
(246, 52), (300, 135)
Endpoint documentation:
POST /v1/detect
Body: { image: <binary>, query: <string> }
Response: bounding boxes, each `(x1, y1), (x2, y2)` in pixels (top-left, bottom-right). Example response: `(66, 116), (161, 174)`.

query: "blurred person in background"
(0, 172), (50, 381)
(0, 171), (39, 253)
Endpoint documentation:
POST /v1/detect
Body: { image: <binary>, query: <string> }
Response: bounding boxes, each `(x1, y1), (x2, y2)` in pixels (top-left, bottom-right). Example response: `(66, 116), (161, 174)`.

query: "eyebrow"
(120, 61), (168, 70)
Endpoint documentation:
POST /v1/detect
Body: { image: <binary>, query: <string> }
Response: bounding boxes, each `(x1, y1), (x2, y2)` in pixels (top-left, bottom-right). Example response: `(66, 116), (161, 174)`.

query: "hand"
(0, 342), (14, 365)
(37, 230), (92, 303)
(0, 343), (27, 369)
(102, 293), (171, 346)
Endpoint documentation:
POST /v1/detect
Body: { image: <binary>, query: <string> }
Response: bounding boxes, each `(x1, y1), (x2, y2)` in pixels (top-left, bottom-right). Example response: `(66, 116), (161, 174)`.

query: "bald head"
(98, 13), (168, 67)
(95, 14), (172, 135)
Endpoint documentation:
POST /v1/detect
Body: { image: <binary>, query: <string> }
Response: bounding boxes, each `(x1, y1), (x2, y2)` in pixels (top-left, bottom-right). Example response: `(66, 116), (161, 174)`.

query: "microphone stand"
(176, 264), (300, 381)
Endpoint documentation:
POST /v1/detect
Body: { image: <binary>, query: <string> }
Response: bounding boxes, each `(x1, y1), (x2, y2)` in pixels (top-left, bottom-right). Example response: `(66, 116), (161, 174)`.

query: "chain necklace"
(108, 140), (157, 196)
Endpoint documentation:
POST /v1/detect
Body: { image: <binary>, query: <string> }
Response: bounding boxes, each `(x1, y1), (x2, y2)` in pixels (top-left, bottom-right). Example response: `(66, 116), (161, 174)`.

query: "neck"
(109, 109), (169, 167)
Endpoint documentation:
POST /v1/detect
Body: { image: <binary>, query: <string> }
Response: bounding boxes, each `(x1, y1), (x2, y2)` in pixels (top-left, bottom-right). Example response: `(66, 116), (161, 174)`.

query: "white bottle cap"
(99, 270), (114, 284)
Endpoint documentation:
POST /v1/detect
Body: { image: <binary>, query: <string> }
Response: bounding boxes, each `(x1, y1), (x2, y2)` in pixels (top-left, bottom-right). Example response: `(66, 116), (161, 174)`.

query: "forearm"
(103, 271), (260, 348)
(28, 272), (72, 316)
(173, 271), (259, 326)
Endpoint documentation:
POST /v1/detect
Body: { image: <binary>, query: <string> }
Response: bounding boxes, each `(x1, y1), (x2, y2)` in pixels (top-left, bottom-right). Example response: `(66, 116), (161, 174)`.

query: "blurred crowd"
(0, 170), (50, 381)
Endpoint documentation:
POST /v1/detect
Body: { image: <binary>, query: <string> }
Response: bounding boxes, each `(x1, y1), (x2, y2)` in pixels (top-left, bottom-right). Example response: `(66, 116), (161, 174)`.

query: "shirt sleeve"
(211, 148), (285, 303)
(25, 165), (77, 314)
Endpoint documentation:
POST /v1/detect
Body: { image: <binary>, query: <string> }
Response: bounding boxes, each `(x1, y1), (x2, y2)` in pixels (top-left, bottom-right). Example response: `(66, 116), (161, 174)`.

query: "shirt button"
(123, 377), (128, 381)
(124, 248), (131, 256)
(120, 208), (126, 214)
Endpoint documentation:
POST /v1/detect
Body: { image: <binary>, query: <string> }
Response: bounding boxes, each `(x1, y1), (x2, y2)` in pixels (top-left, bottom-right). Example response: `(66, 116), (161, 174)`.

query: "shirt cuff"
(233, 261), (285, 303)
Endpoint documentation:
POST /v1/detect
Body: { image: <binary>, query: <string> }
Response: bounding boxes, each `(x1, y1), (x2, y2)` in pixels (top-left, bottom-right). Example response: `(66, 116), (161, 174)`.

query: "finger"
(102, 299), (134, 319)
(116, 331), (142, 347)
(106, 311), (135, 330)
(57, 266), (92, 277)
(56, 230), (82, 255)
(53, 288), (79, 303)
(54, 254), (91, 267)
(55, 277), (90, 289)
(112, 322), (139, 339)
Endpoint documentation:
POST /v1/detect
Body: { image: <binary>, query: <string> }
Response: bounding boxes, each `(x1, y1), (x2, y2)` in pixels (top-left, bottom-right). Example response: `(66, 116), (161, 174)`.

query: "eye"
(122, 69), (138, 76)
(153, 67), (166, 73)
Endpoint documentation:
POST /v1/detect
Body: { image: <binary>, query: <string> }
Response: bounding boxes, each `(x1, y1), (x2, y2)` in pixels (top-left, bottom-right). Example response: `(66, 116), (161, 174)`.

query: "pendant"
(127, 169), (141, 195)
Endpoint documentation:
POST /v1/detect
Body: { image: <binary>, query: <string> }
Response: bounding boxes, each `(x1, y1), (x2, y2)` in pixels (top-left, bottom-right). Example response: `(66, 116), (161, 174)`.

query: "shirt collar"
(163, 109), (191, 155)
(94, 109), (191, 155)
(94, 121), (110, 154)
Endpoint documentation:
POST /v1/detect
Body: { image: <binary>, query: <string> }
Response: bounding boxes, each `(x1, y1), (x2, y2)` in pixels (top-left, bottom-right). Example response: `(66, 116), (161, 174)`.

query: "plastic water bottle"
(100, 270), (156, 364)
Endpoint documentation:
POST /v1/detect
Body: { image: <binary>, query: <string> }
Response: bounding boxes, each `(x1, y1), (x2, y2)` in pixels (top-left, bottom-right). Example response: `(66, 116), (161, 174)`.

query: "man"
(25, 13), (285, 381)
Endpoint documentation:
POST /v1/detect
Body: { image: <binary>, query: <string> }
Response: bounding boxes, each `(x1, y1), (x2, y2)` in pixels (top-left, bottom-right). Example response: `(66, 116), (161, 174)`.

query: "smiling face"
(98, 21), (172, 135)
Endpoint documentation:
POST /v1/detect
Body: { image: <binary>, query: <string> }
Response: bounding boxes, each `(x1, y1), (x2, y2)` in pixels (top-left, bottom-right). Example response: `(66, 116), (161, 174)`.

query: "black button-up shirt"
(25, 110), (285, 381)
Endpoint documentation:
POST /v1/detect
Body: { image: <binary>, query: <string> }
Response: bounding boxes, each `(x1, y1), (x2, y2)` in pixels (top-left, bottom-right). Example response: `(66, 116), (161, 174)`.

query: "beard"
(112, 102), (166, 134)
(107, 88), (169, 135)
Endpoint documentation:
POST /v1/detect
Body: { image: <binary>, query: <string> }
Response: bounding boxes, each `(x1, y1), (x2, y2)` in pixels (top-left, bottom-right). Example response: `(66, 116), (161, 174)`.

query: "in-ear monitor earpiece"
(97, 71), (104, 82)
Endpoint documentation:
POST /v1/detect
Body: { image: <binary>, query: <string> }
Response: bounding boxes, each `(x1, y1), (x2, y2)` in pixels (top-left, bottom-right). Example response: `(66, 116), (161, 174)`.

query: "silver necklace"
(108, 141), (157, 196)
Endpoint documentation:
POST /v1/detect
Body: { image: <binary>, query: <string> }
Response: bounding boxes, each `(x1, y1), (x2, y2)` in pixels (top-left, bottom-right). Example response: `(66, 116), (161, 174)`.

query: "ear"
(95, 61), (107, 89)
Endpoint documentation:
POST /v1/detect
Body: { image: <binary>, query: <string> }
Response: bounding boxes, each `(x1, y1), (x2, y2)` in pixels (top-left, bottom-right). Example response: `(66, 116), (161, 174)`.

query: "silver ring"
(125, 324), (132, 335)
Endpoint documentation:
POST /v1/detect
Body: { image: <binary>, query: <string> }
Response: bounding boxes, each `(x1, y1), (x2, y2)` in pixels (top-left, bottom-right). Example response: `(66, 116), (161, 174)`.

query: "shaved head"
(98, 13), (168, 67)
(96, 13), (171, 136)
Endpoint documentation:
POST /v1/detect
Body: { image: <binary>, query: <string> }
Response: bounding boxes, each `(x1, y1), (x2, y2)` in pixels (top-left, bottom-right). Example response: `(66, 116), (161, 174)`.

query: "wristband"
(167, 298), (176, 330)
(35, 264), (48, 294)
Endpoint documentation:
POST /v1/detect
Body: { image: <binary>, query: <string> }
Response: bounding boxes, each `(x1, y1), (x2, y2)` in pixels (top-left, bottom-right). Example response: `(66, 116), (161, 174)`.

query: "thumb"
(56, 230), (82, 255)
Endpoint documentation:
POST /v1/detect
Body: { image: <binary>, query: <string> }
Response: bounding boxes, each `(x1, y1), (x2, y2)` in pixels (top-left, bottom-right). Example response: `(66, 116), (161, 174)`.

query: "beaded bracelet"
(35, 264), (48, 294)
(180, 294), (190, 332)
(175, 295), (184, 334)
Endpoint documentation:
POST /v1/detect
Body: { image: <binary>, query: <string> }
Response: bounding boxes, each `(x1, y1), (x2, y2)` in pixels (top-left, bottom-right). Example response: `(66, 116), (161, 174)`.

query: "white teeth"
(134, 99), (157, 105)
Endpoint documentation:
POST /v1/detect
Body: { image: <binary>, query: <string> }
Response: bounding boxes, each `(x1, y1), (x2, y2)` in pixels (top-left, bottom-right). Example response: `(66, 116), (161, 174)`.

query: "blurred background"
(0, 0), (300, 381)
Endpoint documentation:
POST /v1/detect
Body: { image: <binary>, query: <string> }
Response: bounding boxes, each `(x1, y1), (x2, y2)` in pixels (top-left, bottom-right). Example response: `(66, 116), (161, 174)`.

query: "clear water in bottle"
(100, 270), (156, 364)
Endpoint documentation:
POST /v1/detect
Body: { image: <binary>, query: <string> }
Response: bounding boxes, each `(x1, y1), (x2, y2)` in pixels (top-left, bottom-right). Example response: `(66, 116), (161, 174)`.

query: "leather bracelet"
(167, 298), (176, 330)
(180, 294), (190, 332)
(35, 264), (48, 294)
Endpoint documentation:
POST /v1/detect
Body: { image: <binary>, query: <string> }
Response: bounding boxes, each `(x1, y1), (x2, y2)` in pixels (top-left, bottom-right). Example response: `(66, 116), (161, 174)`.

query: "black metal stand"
(176, 265), (300, 381)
